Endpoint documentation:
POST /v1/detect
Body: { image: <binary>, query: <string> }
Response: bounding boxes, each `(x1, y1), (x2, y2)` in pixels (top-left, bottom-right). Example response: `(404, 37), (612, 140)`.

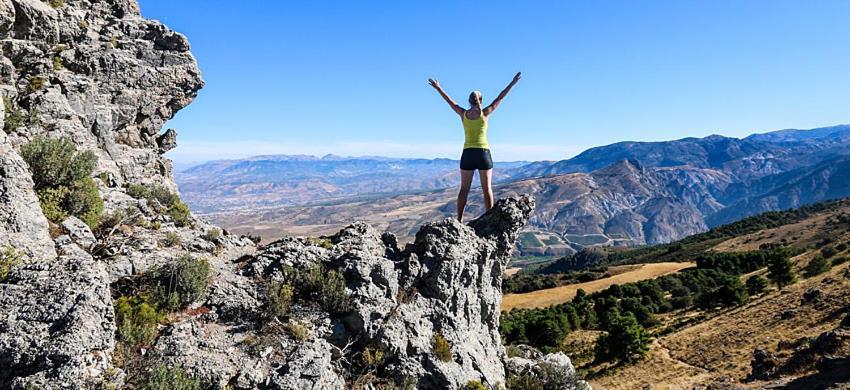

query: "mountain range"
(176, 154), (526, 213)
(197, 125), (850, 248)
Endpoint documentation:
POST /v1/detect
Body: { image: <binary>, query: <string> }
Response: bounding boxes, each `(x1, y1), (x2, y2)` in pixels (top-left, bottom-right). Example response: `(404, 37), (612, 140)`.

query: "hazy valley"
(190, 125), (850, 255)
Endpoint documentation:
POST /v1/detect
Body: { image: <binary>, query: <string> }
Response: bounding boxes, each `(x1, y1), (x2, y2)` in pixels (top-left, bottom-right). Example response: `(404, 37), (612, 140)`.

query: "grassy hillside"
(500, 197), (850, 388)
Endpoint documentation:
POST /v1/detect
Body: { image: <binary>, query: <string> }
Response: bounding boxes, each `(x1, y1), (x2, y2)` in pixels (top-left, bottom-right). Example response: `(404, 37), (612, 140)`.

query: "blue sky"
(137, 1), (850, 165)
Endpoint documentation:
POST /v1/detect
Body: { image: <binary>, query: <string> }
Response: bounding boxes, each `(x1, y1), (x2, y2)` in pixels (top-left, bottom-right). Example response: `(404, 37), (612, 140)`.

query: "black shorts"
(460, 148), (493, 170)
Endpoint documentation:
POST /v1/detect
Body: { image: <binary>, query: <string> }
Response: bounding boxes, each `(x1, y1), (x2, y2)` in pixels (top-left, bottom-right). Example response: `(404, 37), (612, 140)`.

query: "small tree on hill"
(745, 275), (768, 295)
(766, 250), (796, 289)
(804, 255), (831, 277)
(595, 312), (649, 364)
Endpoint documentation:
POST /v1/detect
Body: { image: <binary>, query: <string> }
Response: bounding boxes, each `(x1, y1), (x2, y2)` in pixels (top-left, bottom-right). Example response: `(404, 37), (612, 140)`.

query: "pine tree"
(596, 312), (649, 363)
(767, 251), (796, 289)
(745, 275), (768, 295)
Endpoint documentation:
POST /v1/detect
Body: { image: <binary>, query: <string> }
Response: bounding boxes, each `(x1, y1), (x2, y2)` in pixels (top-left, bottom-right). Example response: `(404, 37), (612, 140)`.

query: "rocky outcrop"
(0, 240), (114, 388)
(1, 0), (202, 196)
(163, 196), (536, 388)
(505, 352), (590, 390)
(134, 196), (560, 389)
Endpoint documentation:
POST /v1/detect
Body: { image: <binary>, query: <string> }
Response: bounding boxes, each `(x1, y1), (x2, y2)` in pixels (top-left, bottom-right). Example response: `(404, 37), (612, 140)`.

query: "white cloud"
(167, 139), (587, 165)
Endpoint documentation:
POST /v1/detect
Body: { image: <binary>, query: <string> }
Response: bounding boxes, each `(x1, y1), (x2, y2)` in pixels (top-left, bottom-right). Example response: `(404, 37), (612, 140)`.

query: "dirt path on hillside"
(501, 262), (695, 310)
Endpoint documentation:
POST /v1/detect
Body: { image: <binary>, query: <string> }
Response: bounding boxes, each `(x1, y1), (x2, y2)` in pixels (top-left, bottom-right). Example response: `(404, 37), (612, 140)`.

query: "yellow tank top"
(462, 109), (489, 149)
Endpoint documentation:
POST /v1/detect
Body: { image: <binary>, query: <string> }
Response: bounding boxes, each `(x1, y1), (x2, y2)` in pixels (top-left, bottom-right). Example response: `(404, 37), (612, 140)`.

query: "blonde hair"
(468, 90), (482, 106)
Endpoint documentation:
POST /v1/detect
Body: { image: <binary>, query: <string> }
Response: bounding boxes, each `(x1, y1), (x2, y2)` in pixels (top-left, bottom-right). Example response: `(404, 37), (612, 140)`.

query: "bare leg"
(479, 169), (494, 210)
(457, 169), (474, 221)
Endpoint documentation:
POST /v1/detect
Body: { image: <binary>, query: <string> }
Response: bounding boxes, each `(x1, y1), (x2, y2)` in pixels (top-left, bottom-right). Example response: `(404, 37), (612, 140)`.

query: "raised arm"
(483, 72), (521, 116)
(428, 78), (464, 116)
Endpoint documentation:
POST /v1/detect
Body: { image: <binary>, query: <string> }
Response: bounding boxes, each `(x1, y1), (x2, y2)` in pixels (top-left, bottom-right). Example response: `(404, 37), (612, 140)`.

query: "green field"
(541, 235), (563, 245)
(518, 232), (544, 248)
(564, 234), (610, 246)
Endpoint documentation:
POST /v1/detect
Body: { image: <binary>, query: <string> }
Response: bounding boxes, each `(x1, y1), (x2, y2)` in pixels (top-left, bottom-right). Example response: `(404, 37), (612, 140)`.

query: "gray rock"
(268, 337), (345, 390)
(505, 352), (590, 390)
(0, 132), (56, 260)
(206, 271), (263, 323)
(148, 319), (261, 388)
(156, 128), (178, 154)
(246, 195), (540, 389)
(0, 245), (116, 388)
(61, 216), (97, 252)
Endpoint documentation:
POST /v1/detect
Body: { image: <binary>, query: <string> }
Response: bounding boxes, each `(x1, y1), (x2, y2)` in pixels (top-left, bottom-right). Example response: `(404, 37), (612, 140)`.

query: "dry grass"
(713, 212), (836, 253)
(501, 262), (695, 310)
(504, 267), (521, 276)
(590, 252), (850, 389)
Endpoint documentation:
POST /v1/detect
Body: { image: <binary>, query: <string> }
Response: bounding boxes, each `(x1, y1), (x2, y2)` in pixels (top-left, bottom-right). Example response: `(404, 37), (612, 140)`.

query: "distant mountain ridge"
(177, 155), (526, 213)
(509, 124), (850, 181)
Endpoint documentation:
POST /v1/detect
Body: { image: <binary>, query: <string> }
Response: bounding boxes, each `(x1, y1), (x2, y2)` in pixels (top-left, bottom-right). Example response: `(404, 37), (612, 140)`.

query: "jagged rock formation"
(1, 0), (202, 195)
(148, 196), (537, 388)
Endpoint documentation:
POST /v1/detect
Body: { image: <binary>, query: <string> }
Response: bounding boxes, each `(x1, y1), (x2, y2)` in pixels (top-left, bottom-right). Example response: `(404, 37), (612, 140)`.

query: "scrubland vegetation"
(21, 136), (102, 228)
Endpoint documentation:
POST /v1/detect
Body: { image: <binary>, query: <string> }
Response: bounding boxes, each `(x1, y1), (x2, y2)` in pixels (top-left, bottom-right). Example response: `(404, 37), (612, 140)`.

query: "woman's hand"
(428, 78), (440, 89)
(512, 72), (522, 83)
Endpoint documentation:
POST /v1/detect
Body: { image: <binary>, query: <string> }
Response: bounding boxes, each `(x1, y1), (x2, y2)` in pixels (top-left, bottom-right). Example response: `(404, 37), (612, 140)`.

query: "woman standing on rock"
(428, 72), (521, 222)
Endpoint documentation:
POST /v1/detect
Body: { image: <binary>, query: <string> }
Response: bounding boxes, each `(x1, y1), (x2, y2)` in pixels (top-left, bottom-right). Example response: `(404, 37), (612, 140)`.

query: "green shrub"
(79, 20), (89, 30)
(201, 228), (221, 242)
(832, 256), (849, 266)
(507, 372), (543, 390)
(362, 347), (385, 367)
(141, 365), (200, 390)
(463, 381), (486, 390)
(307, 237), (333, 250)
(282, 263), (352, 315)
(20, 136), (102, 227)
(114, 295), (161, 348)
(64, 176), (103, 227)
(266, 282), (293, 319)
(27, 76), (46, 93)
(20, 136), (96, 191)
(804, 255), (831, 277)
(37, 186), (70, 222)
(52, 56), (63, 70)
(284, 320), (309, 341)
(746, 275), (768, 295)
(126, 184), (191, 227)
(48, 0), (64, 8)
(161, 232), (181, 248)
(149, 255), (211, 311)
(315, 268), (351, 314)
(3, 96), (25, 132)
(167, 201), (191, 226)
(0, 247), (22, 281)
(822, 247), (838, 259)
(432, 332), (452, 362)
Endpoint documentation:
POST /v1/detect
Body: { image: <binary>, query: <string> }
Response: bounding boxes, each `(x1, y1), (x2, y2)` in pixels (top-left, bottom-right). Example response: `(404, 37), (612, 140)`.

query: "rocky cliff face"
(0, 1), (584, 388)
(0, 0), (201, 195)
